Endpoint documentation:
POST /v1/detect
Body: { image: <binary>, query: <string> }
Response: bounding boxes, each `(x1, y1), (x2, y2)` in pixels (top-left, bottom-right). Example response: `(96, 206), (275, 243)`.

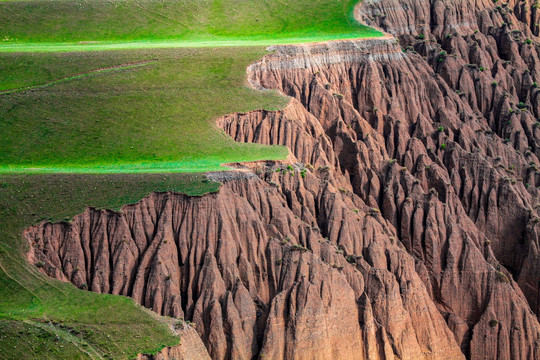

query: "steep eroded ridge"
(225, 9), (540, 358)
(358, 0), (540, 323)
(25, 1), (540, 359)
(26, 164), (466, 359)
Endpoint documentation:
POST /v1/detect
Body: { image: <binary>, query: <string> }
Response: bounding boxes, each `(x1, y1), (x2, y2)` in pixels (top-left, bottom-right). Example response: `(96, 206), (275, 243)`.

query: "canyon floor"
(1, 0), (540, 359)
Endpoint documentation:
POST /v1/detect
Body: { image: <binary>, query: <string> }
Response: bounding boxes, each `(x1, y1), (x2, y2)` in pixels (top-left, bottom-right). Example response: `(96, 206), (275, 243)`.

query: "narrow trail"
(0, 60), (157, 95)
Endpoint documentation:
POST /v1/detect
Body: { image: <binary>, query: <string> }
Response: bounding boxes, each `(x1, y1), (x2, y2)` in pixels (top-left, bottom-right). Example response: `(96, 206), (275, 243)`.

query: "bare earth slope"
(24, 0), (540, 359)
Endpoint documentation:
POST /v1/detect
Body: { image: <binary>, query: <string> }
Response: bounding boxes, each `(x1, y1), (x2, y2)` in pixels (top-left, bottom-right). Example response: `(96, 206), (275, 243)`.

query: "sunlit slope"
(0, 47), (289, 173)
(0, 0), (381, 49)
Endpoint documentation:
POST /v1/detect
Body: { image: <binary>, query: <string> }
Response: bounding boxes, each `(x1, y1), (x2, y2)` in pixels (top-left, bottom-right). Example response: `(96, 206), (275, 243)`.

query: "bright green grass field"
(0, 0), (381, 52)
(0, 173), (220, 359)
(0, 47), (290, 173)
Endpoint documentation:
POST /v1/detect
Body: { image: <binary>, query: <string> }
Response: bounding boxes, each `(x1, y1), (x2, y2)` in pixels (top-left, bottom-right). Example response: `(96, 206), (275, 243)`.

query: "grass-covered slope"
(0, 0), (381, 52)
(0, 174), (219, 359)
(0, 47), (289, 173)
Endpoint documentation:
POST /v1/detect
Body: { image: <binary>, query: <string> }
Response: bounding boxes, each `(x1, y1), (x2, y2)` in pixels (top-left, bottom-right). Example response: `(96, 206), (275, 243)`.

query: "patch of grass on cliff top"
(0, 47), (289, 173)
(0, 173), (219, 359)
(0, 0), (382, 53)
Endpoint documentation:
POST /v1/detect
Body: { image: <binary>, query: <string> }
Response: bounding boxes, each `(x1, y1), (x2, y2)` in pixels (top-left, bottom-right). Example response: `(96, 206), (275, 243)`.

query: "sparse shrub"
(318, 165), (330, 172)
(438, 126), (445, 132)
(496, 271), (510, 283)
(489, 319), (499, 328)
(35, 261), (45, 268)
(437, 51), (447, 62)
(440, 143), (447, 150)
(338, 187), (347, 193)
(175, 319), (185, 329)
(492, 81), (498, 87)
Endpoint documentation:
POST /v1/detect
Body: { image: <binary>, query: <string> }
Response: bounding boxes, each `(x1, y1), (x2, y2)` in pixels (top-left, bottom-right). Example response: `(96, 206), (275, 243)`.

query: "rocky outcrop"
(357, 0), (540, 322)
(24, 1), (540, 359)
(26, 166), (467, 359)
(235, 9), (540, 357)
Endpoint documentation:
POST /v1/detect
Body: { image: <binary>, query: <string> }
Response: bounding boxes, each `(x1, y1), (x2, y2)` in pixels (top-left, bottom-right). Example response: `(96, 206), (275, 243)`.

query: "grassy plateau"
(0, 47), (289, 173)
(0, 0), (381, 358)
(0, 0), (381, 52)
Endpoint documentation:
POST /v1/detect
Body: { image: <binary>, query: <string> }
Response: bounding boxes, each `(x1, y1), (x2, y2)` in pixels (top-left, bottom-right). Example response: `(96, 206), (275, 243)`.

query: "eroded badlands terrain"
(25, 0), (540, 359)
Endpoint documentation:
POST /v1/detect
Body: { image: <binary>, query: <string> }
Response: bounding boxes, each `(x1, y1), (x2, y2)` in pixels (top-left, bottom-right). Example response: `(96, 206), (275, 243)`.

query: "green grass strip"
(0, 35), (383, 54)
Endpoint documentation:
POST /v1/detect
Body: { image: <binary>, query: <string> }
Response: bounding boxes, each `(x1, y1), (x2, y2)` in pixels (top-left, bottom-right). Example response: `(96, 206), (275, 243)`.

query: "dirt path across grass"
(0, 59), (157, 95)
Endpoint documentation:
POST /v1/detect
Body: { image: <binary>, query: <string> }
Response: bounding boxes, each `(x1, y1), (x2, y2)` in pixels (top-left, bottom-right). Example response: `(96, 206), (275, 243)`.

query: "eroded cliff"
(24, 0), (540, 359)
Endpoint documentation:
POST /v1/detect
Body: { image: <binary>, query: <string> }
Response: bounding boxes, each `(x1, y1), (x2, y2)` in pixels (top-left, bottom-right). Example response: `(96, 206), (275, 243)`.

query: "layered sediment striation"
(25, 1), (540, 359)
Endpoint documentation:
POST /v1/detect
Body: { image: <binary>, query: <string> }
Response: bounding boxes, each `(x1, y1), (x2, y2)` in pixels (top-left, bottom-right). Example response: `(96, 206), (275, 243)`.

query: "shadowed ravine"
(25, 1), (540, 359)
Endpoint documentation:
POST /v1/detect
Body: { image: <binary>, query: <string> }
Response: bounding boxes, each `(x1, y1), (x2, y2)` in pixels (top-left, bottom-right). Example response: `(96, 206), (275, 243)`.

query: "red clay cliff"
(25, 0), (540, 359)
